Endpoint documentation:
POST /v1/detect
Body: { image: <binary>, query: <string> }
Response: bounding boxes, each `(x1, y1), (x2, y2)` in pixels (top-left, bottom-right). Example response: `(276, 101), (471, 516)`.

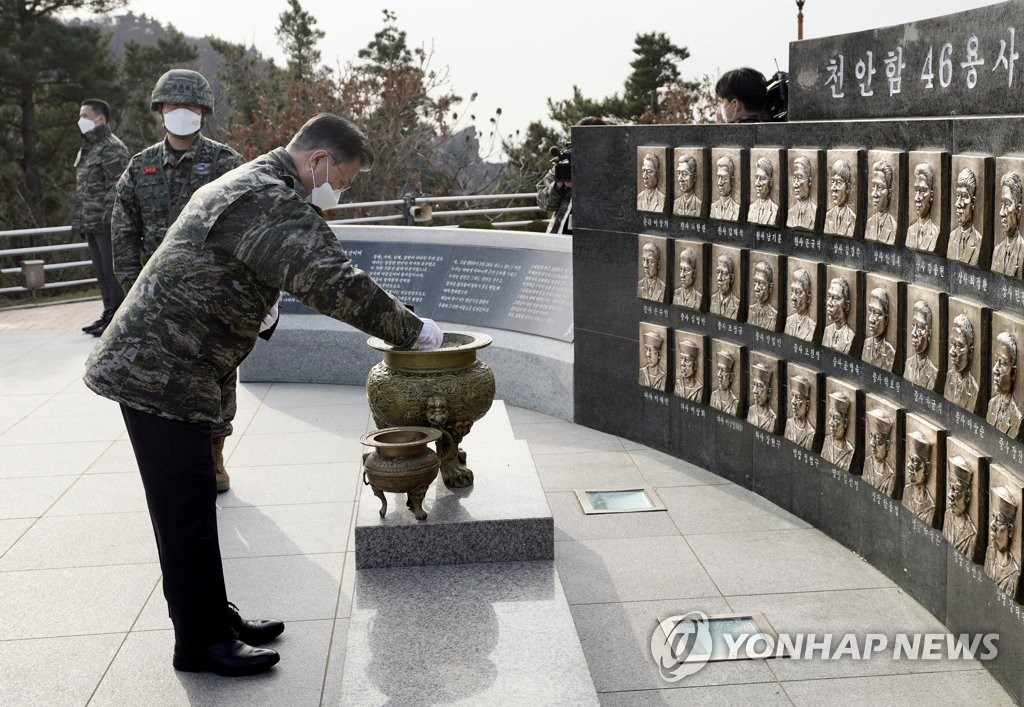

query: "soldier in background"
(112, 69), (245, 492)
(85, 113), (444, 677)
(74, 99), (129, 337)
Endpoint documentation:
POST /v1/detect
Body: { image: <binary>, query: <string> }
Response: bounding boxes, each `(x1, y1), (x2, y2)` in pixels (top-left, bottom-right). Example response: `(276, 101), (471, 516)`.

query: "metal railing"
(0, 193), (548, 295)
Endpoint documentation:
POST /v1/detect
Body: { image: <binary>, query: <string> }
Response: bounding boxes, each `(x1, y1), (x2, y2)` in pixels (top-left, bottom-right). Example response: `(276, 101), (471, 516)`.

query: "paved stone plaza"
(0, 301), (1013, 705)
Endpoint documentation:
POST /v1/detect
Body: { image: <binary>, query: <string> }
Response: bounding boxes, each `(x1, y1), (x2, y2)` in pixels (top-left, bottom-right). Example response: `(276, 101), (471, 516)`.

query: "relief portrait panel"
(636, 234), (669, 303)
(863, 393), (904, 499)
(709, 244), (743, 321)
(673, 330), (706, 403)
(902, 413), (947, 529)
(904, 284), (946, 394)
(636, 146), (669, 214)
(861, 273), (902, 374)
(944, 297), (990, 416)
(784, 256), (823, 344)
(822, 264), (861, 356)
(671, 239), (705, 311)
(748, 147), (783, 228)
(784, 362), (821, 452)
(747, 351), (782, 434)
(672, 146), (707, 218)
(992, 155), (1024, 279)
(709, 147), (743, 222)
(823, 148), (861, 238)
(709, 339), (745, 418)
(905, 150), (947, 254)
(786, 148), (821, 232)
(944, 437), (990, 565)
(985, 466), (1023, 600)
(747, 252), (782, 332)
(946, 153), (992, 268)
(864, 149), (904, 246)
(987, 311), (1024, 441)
(821, 377), (859, 472)
(638, 322), (669, 392)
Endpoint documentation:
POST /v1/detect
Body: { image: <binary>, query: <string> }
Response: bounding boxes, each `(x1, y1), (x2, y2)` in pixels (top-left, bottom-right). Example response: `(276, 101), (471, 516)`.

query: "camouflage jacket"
(84, 147), (423, 423)
(72, 125), (129, 235)
(112, 134), (244, 290)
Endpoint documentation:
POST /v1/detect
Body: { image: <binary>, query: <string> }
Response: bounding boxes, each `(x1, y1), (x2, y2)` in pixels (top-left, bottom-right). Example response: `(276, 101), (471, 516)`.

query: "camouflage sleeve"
(110, 161), (144, 291)
(216, 147), (245, 177)
(224, 190), (423, 348)
(536, 167), (562, 212)
(101, 140), (130, 226)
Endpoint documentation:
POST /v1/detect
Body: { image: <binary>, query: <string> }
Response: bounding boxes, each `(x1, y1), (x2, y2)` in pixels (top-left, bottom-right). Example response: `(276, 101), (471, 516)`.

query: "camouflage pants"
(212, 368), (237, 439)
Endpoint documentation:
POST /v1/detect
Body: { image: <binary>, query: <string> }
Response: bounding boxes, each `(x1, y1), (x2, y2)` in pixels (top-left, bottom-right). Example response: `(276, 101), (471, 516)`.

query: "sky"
(80, 0), (1000, 153)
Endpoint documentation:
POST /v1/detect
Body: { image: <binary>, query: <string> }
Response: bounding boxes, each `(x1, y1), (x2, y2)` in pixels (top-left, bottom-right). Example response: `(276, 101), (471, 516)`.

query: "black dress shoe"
(173, 638), (279, 676)
(81, 318), (105, 334)
(227, 602), (285, 645)
(90, 321), (109, 337)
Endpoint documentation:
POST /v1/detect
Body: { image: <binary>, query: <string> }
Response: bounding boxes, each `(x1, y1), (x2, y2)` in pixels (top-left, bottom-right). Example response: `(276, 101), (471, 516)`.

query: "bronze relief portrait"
(993, 155), (1024, 278)
(637, 235), (668, 303)
(672, 147), (706, 218)
(944, 437), (989, 564)
(672, 239), (704, 310)
(787, 148), (820, 232)
(861, 273), (901, 374)
(748, 254), (781, 331)
(709, 147), (743, 222)
(638, 323), (669, 392)
(946, 153), (992, 268)
(636, 146), (668, 213)
(905, 150), (946, 253)
(674, 330), (705, 402)
(902, 414), (946, 528)
(748, 148), (782, 227)
(987, 311), (1024, 440)
(821, 378), (858, 472)
(986, 467), (1023, 600)
(747, 352), (781, 434)
(943, 297), (989, 415)
(709, 244), (742, 321)
(784, 363), (820, 451)
(709, 339), (744, 417)
(823, 264), (860, 355)
(864, 149), (903, 246)
(904, 284), (946, 393)
(863, 394), (902, 498)
(823, 148), (860, 237)
(784, 257), (821, 344)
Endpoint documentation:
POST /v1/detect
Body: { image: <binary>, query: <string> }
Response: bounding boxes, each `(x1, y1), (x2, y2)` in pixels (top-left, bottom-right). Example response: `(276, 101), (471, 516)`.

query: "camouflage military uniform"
(85, 146), (422, 422)
(112, 134), (243, 291)
(111, 135), (244, 439)
(73, 124), (129, 318)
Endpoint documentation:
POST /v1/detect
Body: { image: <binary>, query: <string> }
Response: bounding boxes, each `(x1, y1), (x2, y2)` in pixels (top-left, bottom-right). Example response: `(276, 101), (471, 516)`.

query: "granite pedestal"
(354, 401), (555, 569)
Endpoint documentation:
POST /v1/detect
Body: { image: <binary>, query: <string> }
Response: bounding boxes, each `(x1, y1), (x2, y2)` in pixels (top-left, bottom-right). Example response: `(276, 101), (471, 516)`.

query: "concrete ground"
(0, 301), (1014, 705)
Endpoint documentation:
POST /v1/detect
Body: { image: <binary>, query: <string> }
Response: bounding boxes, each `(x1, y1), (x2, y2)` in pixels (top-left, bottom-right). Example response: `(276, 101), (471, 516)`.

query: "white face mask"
(308, 156), (342, 211)
(717, 100), (736, 124)
(78, 117), (96, 134)
(163, 108), (202, 137)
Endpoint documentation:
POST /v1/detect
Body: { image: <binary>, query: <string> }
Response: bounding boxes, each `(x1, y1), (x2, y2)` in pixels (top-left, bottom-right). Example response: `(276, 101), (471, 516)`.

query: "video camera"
(766, 70), (790, 121)
(550, 145), (571, 183)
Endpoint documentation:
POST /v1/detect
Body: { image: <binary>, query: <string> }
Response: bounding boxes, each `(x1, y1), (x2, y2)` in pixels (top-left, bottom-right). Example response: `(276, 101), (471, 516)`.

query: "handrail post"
(401, 192), (416, 226)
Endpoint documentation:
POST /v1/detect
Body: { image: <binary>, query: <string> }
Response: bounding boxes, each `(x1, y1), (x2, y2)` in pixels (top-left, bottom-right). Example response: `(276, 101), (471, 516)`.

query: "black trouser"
(84, 224), (124, 318)
(120, 405), (231, 650)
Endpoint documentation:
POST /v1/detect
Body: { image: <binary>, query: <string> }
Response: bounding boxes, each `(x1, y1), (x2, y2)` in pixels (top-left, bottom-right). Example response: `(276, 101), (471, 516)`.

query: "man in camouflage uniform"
(84, 113), (443, 677)
(74, 99), (129, 336)
(112, 69), (245, 492)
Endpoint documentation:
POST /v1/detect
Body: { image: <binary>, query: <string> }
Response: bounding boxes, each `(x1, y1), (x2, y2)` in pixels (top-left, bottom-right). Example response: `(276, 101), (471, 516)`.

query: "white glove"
(260, 296), (281, 333)
(414, 318), (444, 350)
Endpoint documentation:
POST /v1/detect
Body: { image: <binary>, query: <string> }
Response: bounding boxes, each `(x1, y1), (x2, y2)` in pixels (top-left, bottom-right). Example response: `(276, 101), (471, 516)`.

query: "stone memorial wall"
(571, 4), (1024, 699)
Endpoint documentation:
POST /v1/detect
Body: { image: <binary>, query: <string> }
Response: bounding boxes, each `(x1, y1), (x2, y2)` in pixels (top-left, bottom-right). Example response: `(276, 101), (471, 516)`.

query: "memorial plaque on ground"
(789, 2), (1024, 121)
(280, 240), (573, 342)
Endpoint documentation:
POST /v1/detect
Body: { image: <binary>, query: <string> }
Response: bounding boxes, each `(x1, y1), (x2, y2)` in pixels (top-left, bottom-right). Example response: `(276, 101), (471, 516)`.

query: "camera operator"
(536, 116), (606, 234)
(715, 66), (789, 124)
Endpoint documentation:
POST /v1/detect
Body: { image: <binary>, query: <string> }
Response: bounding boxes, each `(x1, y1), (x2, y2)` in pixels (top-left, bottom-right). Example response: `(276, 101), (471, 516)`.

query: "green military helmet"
(150, 69), (214, 115)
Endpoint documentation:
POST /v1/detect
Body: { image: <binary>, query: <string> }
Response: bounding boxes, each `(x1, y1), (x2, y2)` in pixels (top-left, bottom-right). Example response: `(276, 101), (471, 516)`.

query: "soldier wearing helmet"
(110, 69), (245, 492)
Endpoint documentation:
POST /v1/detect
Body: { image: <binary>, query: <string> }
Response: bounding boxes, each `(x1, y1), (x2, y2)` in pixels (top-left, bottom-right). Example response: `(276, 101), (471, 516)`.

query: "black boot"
(227, 602), (285, 645)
